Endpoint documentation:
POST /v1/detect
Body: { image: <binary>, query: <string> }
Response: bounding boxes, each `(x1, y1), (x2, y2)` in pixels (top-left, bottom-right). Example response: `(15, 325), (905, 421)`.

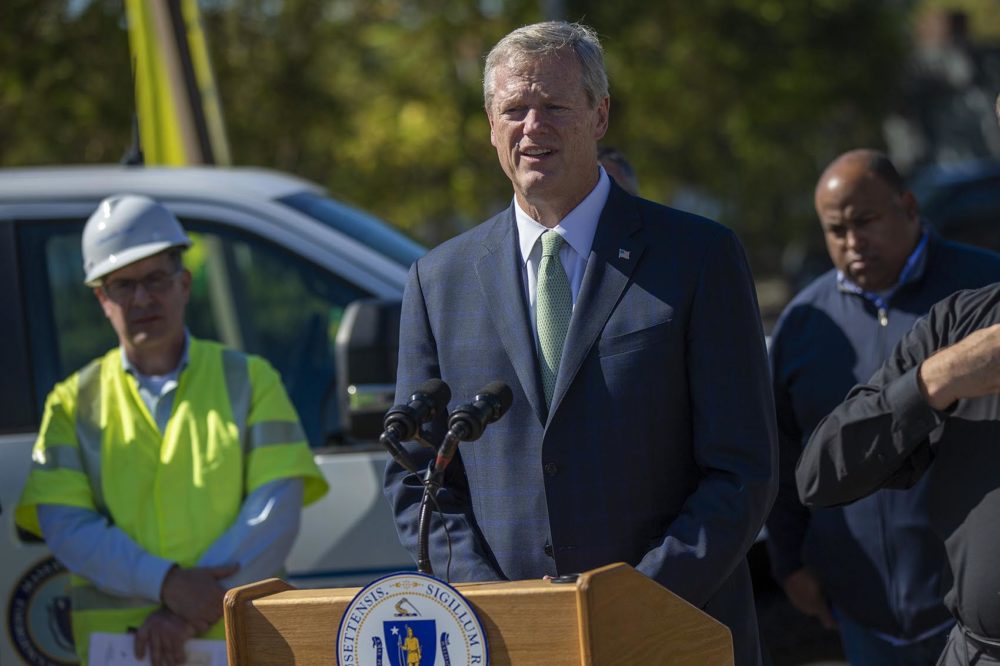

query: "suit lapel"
(476, 208), (548, 424)
(548, 186), (646, 422)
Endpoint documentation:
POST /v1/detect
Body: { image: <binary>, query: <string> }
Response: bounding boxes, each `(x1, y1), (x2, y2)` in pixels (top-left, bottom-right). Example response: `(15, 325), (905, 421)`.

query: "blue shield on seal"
(384, 619), (436, 666)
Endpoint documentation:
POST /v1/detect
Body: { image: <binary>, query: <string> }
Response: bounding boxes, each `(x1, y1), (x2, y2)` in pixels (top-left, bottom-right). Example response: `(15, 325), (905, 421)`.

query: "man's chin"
(127, 329), (166, 348)
(516, 173), (562, 201)
(849, 274), (891, 293)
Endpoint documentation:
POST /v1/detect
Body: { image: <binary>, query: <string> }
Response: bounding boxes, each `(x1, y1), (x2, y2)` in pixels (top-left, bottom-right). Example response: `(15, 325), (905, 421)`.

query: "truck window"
(19, 221), (118, 415)
(280, 192), (425, 267)
(19, 218), (371, 448)
(183, 222), (372, 447)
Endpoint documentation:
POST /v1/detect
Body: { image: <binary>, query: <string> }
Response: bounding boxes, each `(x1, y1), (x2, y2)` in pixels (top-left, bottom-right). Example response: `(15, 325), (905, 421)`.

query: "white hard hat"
(82, 194), (192, 285)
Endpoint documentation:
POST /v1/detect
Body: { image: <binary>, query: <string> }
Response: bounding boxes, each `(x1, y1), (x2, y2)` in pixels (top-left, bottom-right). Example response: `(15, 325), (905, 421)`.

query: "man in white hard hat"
(15, 195), (329, 666)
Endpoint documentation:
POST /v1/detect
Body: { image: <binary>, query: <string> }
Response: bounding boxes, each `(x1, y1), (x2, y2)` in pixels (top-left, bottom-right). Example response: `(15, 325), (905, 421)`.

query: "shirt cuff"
(884, 366), (946, 455)
(134, 554), (176, 603)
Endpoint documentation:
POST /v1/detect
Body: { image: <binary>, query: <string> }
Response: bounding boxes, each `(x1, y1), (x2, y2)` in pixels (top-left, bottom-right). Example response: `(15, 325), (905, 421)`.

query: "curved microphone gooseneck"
(417, 382), (513, 576)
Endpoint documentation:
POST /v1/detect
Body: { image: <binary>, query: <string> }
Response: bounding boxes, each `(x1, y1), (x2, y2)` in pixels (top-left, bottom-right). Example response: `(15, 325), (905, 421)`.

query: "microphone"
(380, 379), (451, 475)
(417, 381), (512, 576)
(434, 382), (513, 472)
(383, 379), (452, 441)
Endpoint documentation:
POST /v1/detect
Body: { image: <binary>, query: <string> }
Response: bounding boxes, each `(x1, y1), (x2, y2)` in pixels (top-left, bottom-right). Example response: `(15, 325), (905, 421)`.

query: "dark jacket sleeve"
(636, 228), (778, 605)
(382, 260), (505, 582)
(764, 318), (811, 582)
(796, 312), (948, 508)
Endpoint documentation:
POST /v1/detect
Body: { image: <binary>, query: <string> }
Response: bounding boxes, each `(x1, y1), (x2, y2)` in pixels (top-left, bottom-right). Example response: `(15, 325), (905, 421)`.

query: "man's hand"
(783, 568), (836, 630)
(134, 608), (195, 666)
(160, 564), (239, 632)
(919, 323), (1000, 410)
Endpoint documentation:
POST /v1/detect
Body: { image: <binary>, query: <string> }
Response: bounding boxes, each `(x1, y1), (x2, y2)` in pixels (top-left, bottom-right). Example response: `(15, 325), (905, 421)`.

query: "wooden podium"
(224, 562), (733, 665)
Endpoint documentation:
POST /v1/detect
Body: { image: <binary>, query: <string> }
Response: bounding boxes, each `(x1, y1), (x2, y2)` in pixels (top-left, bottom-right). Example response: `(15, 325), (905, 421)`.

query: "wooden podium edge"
(575, 563), (625, 666)
(577, 562), (734, 666)
(224, 577), (295, 665)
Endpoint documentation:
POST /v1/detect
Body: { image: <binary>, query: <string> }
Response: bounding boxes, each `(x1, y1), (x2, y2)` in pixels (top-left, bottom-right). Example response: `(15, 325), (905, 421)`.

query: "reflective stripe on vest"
(75, 359), (108, 516)
(30, 443), (84, 473)
(220, 349), (305, 451)
(248, 420), (306, 450)
(222, 347), (251, 453)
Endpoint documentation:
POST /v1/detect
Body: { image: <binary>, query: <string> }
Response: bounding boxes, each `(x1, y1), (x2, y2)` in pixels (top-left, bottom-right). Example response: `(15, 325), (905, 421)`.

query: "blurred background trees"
(4, 0), (1000, 306)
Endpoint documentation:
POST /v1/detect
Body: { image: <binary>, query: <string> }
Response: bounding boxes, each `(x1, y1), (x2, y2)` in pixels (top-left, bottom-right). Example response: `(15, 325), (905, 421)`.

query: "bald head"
(815, 149), (921, 292)
(816, 149), (906, 199)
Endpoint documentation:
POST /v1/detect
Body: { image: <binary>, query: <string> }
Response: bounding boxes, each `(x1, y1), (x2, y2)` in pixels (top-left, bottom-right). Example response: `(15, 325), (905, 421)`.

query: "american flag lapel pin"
(618, 248), (630, 260)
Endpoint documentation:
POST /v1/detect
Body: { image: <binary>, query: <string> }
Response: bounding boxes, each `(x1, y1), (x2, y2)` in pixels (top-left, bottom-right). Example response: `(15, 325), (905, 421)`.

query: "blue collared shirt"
(121, 331), (190, 433)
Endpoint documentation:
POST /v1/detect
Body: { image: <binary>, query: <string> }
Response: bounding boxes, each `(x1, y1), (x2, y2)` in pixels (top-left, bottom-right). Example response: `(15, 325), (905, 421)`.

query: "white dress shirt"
(515, 166), (610, 347)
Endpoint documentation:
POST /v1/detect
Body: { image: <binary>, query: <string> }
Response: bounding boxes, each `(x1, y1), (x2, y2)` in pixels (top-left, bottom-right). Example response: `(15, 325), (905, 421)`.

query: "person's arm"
(635, 228), (778, 607)
(382, 260), (505, 582)
(37, 504), (175, 602)
(763, 325), (835, 627)
(195, 477), (303, 587)
(796, 365), (940, 507)
(918, 322), (1000, 409)
(37, 504), (236, 632)
(793, 296), (988, 508)
(764, 324), (811, 585)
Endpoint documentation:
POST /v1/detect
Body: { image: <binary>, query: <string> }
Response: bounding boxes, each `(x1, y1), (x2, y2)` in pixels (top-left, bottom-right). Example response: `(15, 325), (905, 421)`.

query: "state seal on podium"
(336, 572), (488, 666)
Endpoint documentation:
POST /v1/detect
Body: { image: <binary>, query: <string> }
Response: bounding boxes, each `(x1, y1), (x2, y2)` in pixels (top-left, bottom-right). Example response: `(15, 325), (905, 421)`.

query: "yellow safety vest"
(16, 338), (328, 663)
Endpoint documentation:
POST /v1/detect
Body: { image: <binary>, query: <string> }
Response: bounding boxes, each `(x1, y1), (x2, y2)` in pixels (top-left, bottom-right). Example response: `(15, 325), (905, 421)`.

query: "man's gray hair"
(483, 21), (608, 110)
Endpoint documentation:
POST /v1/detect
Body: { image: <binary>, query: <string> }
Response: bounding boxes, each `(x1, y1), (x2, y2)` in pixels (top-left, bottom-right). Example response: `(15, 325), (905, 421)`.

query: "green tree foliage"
(202, 0), (908, 270)
(202, 0), (541, 246)
(2, 0), (910, 273)
(0, 0), (132, 165)
(578, 0), (908, 269)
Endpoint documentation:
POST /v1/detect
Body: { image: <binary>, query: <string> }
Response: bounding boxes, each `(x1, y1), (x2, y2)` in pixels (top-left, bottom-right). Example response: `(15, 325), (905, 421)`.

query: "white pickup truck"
(0, 165), (421, 665)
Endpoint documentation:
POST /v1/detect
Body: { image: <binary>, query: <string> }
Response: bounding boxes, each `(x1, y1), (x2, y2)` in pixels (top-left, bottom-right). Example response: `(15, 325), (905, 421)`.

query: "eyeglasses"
(101, 269), (181, 303)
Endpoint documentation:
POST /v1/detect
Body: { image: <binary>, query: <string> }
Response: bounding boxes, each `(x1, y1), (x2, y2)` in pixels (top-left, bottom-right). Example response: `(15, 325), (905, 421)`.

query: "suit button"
(544, 462), (559, 477)
(544, 542), (554, 557)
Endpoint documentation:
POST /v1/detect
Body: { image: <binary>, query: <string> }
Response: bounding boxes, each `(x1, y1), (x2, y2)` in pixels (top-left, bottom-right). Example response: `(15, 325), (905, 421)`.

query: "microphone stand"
(416, 425), (467, 576)
(416, 462), (439, 575)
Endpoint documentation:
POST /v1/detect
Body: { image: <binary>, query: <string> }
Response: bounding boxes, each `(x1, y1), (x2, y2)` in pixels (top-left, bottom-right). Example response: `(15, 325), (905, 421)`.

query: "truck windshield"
(280, 192), (425, 267)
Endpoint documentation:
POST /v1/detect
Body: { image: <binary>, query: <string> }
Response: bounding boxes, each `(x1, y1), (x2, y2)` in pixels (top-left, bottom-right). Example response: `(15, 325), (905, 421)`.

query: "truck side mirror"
(334, 299), (401, 443)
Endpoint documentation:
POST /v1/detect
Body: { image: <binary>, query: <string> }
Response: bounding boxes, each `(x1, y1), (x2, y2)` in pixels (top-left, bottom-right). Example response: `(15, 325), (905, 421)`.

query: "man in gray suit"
(384, 21), (777, 665)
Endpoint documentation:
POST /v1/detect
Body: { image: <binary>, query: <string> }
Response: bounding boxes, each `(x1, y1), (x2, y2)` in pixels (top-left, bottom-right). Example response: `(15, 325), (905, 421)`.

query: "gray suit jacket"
(384, 183), (778, 665)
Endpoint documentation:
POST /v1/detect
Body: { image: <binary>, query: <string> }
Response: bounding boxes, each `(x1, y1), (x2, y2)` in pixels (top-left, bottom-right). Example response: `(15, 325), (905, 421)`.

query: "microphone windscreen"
(415, 378), (451, 410)
(477, 381), (513, 418)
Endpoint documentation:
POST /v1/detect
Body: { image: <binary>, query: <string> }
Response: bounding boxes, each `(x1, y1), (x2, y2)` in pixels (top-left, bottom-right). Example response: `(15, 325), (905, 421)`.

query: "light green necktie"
(536, 231), (572, 406)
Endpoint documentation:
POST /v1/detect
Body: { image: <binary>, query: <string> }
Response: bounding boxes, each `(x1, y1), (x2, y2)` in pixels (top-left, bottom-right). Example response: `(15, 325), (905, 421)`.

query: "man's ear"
(93, 287), (112, 319)
(487, 109), (498, 148)
(593, 96), (610, 141)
